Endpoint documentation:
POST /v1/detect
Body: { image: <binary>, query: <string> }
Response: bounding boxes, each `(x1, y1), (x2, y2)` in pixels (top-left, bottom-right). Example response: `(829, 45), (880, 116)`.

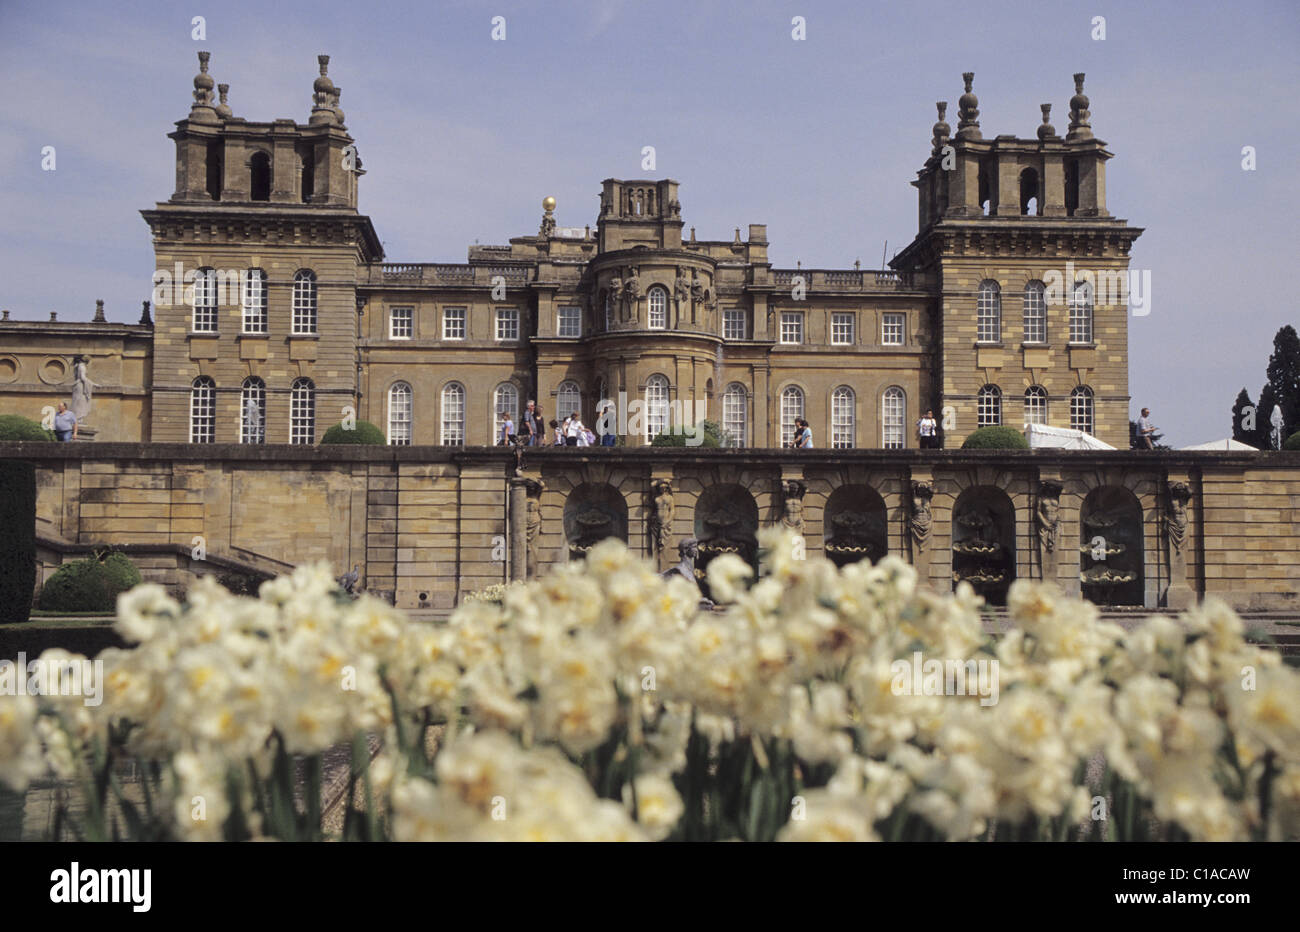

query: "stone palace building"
(0, 54), (1138, 450)
(4, 54), (1296, 614)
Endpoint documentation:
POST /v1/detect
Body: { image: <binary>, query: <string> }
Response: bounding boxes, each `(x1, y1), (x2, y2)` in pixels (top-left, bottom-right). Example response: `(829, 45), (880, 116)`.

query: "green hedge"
(40, 552), (142, 613)
(320, 420), (386, 445)
(961, 426), (1030, 450)
(0, 414), (55, 442)
(650, 419), (725, 448)
(0, 461), (37, 624)
(1284, 431), (1300, 451)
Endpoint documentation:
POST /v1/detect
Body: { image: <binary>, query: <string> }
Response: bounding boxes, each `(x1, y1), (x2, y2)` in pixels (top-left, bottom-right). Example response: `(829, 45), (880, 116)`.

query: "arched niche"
(951, 486), (1017, 605)
(1079, 486), (1144, 606)
(823, 485), (888, 568)
(564, 483), (628, 560)
(693, 484), (759, 593)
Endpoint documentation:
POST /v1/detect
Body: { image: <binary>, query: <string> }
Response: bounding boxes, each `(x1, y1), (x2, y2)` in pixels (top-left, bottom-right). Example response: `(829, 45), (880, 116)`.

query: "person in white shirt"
(917, 410), (937, 449)
(1137, 408), (1156, 449)
(564, 411), (585, 447)
(795, 417), (813, 448)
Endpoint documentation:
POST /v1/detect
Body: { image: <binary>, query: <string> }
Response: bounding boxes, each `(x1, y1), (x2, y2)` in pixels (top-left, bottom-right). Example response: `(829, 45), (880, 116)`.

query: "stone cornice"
(140, 205), (383, 262)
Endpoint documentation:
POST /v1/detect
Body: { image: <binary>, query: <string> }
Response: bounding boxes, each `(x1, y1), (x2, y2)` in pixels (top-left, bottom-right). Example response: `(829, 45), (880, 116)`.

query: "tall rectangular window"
(977, 281), (1001, 343)
(881, 313), (905, 346)
(557, 306), (582, 337)
(495, 307), (519, 341)
(290, 379), (315, 444)
(723, 308), (747, 341)
(831, 312), (855, 345)
(1069, 283), (1093, 344)
(190, 378), (216, 443)
(780, 311), (804, 345)
(443, 306), (466, 340)
(292, 270), (317, 335)
(192, 269), (218, 333)
(241, 270), (267, 334)
(390, 306), (413, 339)
(1023, 282), (1046, 343)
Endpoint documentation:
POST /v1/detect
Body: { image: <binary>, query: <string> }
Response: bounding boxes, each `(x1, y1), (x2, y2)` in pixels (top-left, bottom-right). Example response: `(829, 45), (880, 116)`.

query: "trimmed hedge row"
(961, 426), (1031, 450)
(39, 552), (142, 613)
(0, 414), (55, 442)
(320, 420), (386, 444)
(0, 460), (37, 624)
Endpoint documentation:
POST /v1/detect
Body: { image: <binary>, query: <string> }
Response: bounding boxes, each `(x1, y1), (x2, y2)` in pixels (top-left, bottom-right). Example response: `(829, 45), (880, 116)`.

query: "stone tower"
(893, 73), (1142, 448)
(140, 52), (382, 443)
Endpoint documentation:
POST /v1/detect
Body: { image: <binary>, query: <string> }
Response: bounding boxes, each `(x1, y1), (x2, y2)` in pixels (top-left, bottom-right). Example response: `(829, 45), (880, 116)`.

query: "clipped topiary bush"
(39, 551), (142, 613)
(650, 419), (726, 448)
(320, 420), (386, 445)
(0, 460), (37, 624)
(0, 414), (55, 442)
(961, 426), (1031, 450)
(1284, 431), (1300, 451)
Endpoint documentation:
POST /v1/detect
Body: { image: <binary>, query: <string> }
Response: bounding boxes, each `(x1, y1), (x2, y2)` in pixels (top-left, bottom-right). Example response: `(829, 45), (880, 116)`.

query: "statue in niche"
(606, 275), (622, 322)
(661, 538), (714, 608)
(1037, 480), (1062, 554)
(623, 267), (641, 321)
(690, 272), (706, 306)
(525, 479), (545, 578)
(70, 356), (95, 421)
(1167, 481), (1190, 554)
(650, 479), (674, 555)
(674, 266), (690, 306)
(781, 480), (806, 535)
(910, 481), (933, 552)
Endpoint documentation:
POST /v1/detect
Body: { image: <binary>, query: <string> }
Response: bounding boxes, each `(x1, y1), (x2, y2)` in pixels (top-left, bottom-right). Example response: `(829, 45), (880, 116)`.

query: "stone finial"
(1067, 72), (1093, 141)
(215, 83), (233, 119)
(689, 227), (696, 242)
(931, 101), (951, 155)
(309, 54), (340, 125)
(49, 311), (58, 321)
(93, 299), (106, 322)
(539, 196), (556, 237)
(956, 72), (981, 140)
(1, 310), (9, 321)
(140, 300), (153, 326)
(1037, 103), (1056, 140)
(189, 51), (219, 123)
(331, 87), (345, 126)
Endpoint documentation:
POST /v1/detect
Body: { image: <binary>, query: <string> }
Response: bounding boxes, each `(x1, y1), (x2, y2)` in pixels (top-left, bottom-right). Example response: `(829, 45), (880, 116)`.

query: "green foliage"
(1266, 324), (1300, 437)
(649, 419), (725, 448)
(0, 460), (37, 624)
(0, 414), (55, 442)
(1231, 388), (1256, 445)
(961, 426), (1030, 450)
(39, 551), (141, 613)
(320, 420), (386, 445)
(1284, 431), (1300, 451)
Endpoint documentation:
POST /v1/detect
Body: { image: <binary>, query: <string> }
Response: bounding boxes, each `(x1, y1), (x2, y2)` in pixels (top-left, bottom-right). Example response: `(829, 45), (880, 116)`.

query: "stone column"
(1163, 476), (1194, 608)
(508, 476), (527, 582)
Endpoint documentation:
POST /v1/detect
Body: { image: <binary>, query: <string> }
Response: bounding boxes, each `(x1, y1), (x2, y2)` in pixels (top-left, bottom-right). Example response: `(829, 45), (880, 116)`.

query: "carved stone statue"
(910, 481), (933, 552)
(1037, 480), (1062, 554)
(690, 272), (705, 305)
(525, 479), (545, 578)
(1167, 481), (1190, 554)
(650, 479), (674, 554)
(623, 267), (641, 321)
(781, 480), (806, 534)
(661, 538), (713, 608)
(70, 356), (95, 421)
(607, 275), (622, 321)
(673, 267), (690, 305)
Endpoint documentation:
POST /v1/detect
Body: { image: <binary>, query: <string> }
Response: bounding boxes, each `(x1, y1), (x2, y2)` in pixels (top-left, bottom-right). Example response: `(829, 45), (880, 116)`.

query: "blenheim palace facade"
(0, 54), (1139, 451)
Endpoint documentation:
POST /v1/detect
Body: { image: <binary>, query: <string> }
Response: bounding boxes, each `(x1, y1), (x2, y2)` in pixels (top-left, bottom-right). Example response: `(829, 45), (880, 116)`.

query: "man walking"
(499, 411), (516, 446)
(520, 400), (539, 446)
(53, 402), (77, 441)
(1137, 408), (1157, 450)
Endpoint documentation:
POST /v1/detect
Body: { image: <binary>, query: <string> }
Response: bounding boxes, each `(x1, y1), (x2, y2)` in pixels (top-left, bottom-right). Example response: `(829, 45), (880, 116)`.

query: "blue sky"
(1, 0), (1296, 445)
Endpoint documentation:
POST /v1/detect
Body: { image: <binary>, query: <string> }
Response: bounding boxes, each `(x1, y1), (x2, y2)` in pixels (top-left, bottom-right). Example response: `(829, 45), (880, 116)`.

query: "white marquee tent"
(1178, 438), (1259, 451)
(1023, 423), (1117, 450)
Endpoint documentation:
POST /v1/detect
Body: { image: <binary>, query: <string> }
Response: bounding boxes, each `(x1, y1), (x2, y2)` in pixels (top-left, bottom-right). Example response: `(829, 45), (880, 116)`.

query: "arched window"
(977, 280), (1001, 343)
(292, 270), (317, 334)
(722, 383), (747, 448)
(440, 382), (465, 446)
(1024, 386), (1048, 426)
(249, 151), (271, 202)
(977, 384), (1002, 427)
(190, 376), (216, 443)
(1070, 386), (1094, 434)
(492, 382), (518, 443)
(1019, 167), (1040, 216)
(242, 269), (267, 334)
(644, 374), (669, 441)
(882, 386), (905, 449)
(192, 267), (218, 333)
(240, 377), (265, 444)
(290, 378), (315, 444)
(780, 386), (805, 446)
(648, 287), (668, 329)
(556, 380), (581, 422)
(388, 382), (412, 446)
(1069, 280), (1093, 344)
(1023, 280), (1046, 344)
(831, 386), (856, 448)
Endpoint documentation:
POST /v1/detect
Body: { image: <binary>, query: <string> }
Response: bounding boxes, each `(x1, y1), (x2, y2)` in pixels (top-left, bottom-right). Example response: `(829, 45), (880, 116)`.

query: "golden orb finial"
(542, 196), (556, 211)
